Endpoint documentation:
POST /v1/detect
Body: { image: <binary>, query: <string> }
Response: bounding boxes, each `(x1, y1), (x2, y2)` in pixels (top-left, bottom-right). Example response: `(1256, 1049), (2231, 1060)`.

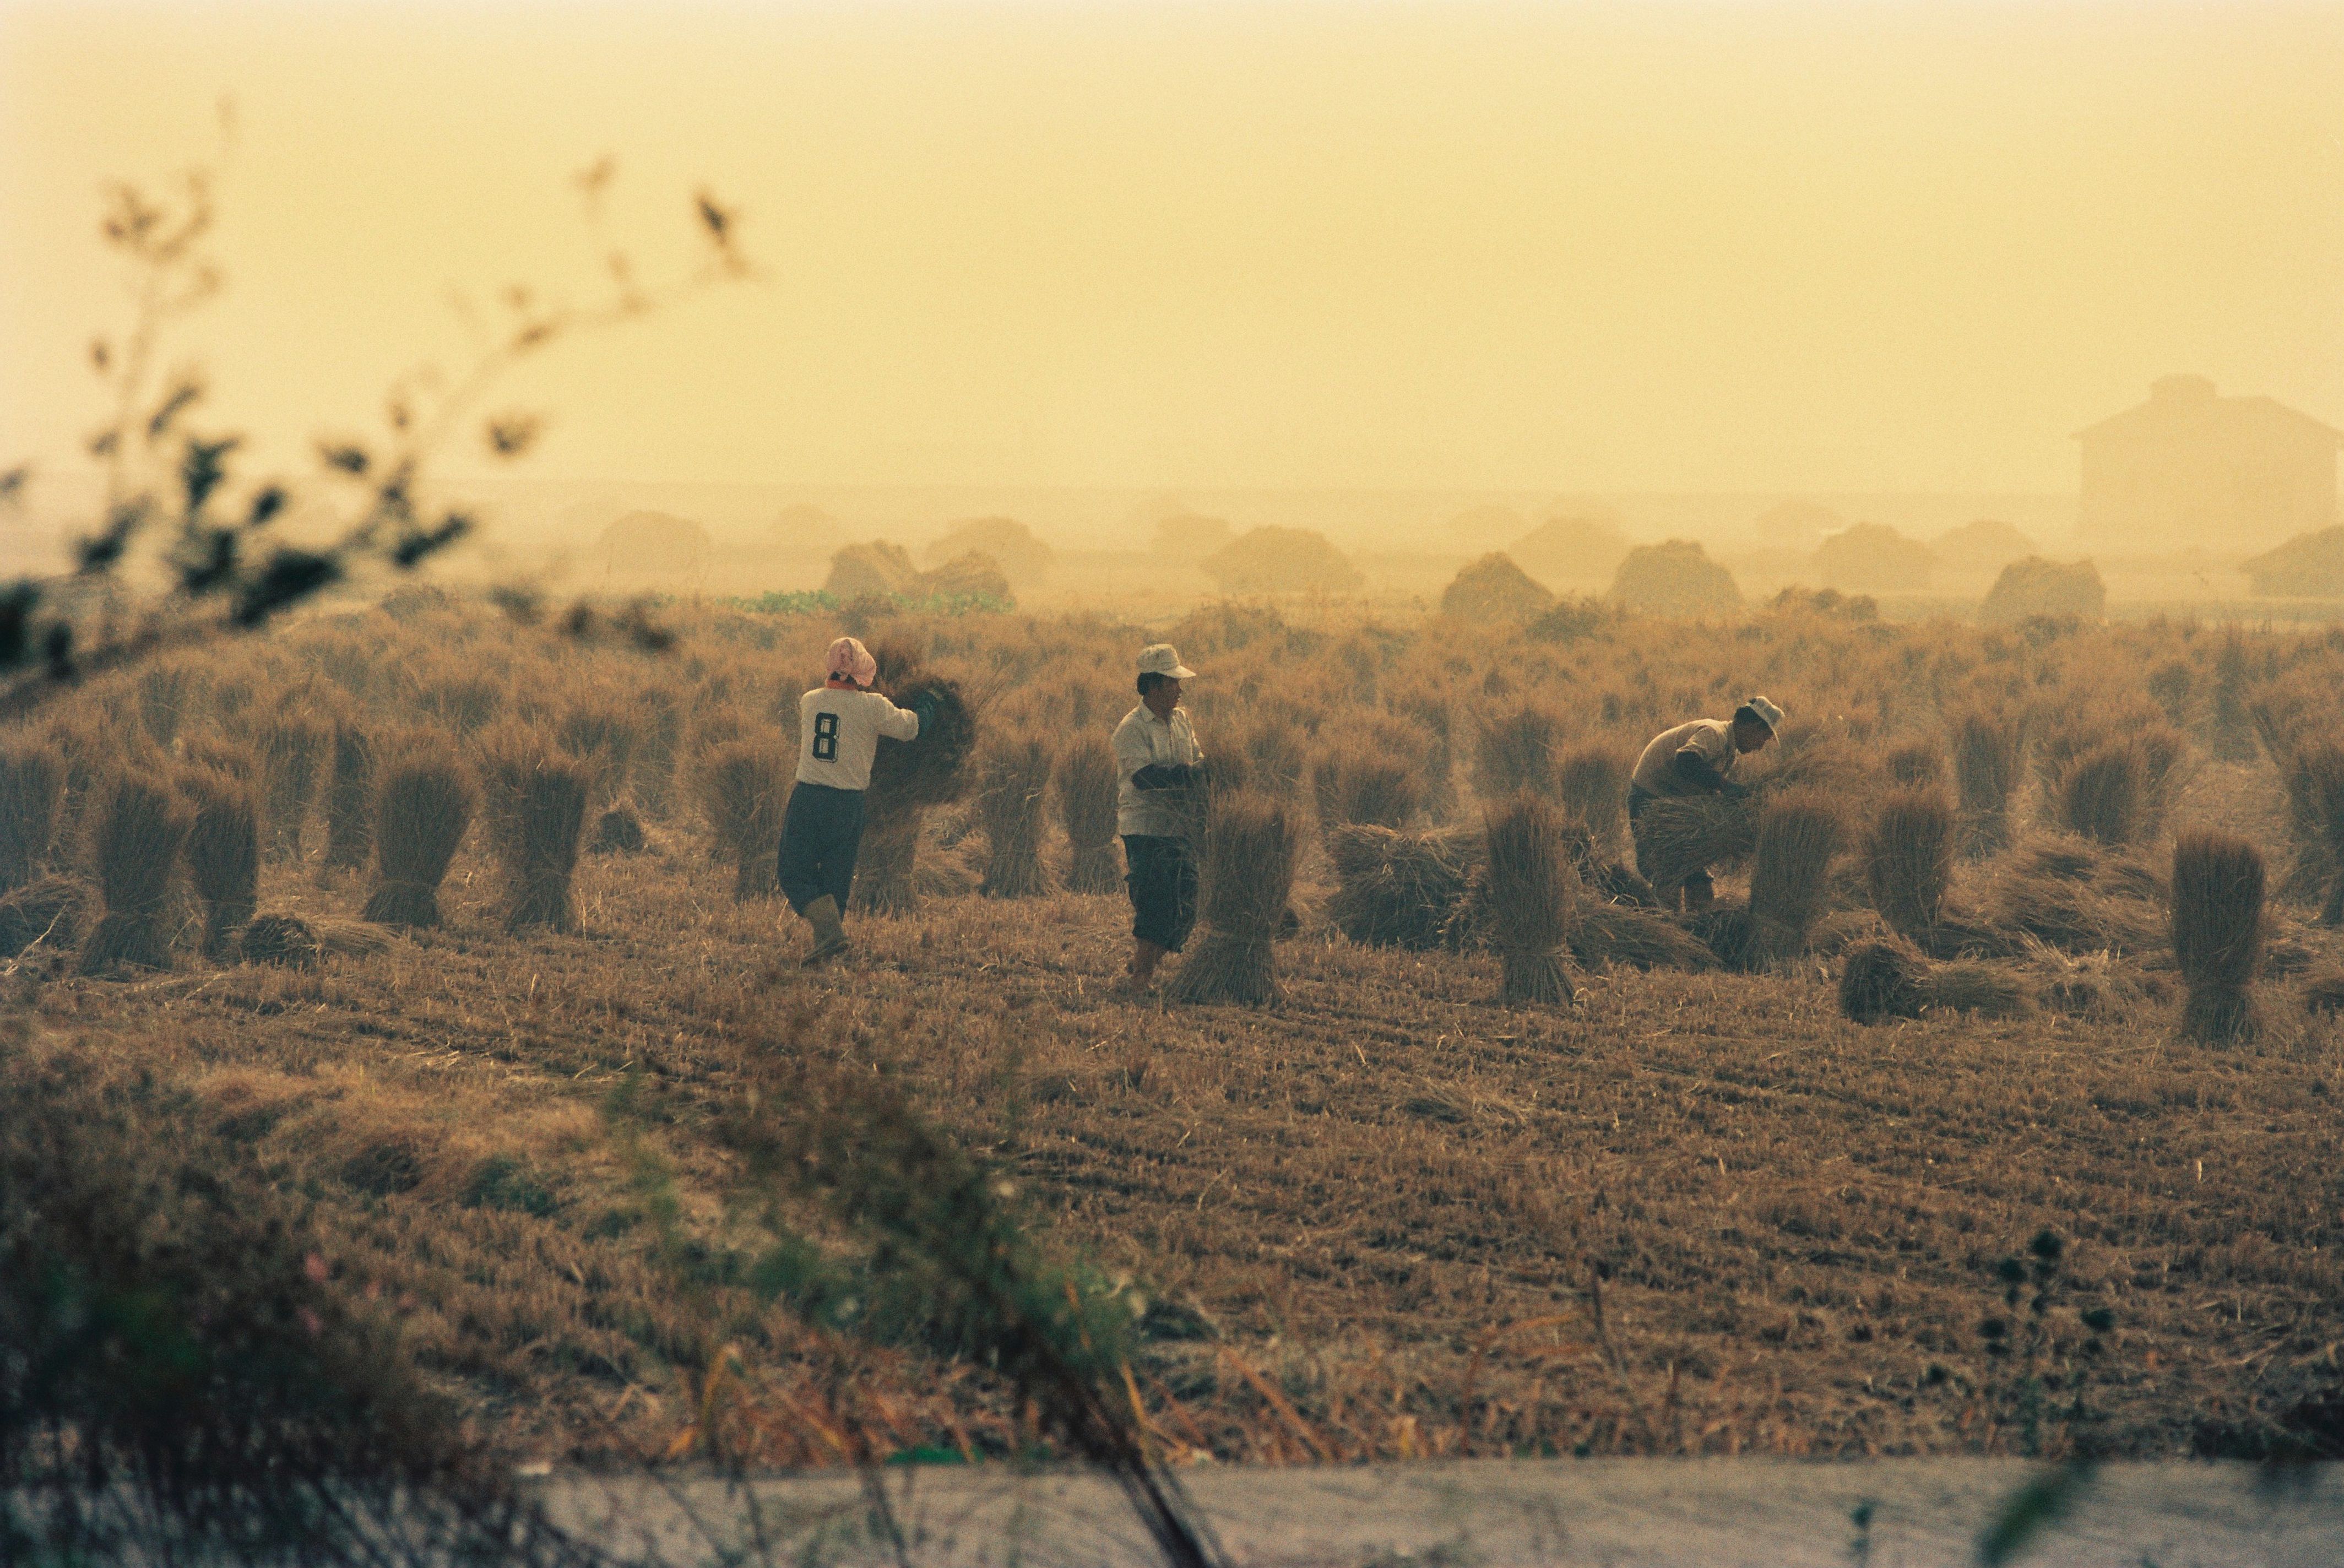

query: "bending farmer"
(1627, 695), (1783, 911)
(779, 636), (926, 964)
(1111, 642), (1206, 991)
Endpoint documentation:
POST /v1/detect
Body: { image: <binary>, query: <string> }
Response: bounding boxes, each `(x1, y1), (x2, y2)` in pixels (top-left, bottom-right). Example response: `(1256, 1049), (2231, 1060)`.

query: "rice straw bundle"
(556, 698), (641, 810)
(1569, 901), (1718, 972)
(1324, 822), (1480, 949)
(1169, 789), (1297, 1007)
(361, 734), (476, 929)
(851, 808), (926, 915)
(1950, 708), (2023, 858)
(1885, 741), (1945, 788)
(181, 766), (259, 958)
(2280, 742), (2344, 921)
(1632, 794), (1756, 902)
(1312, 741), (1425, 832)
(1474, 704), (1567, 800)
(1863, 786), (1955, 940)
(1839, 940), (2032, 1024)
(589, 802), (647, 855)
(867, 675), (978, 815)
(1557, 745), (1630, 851)
(0, 741), (63, 893)
(477, 728), (590, 933)
(240, 912), (322, 969)
(1481, 793), (1579, 1006)
(1055, 732), (1123, 894)
(1241, 719), (1308, 804)
(79, 774), (194, 974)
(256, 710), (328, 862)
(696, 739), (789, 899)
(632, 683), (684, 820)
(976, 730), (1052, 898)
(2054, 741), (2146, 847)
(322, 722), (375, 874)
(2170, 829), (2265, 1044)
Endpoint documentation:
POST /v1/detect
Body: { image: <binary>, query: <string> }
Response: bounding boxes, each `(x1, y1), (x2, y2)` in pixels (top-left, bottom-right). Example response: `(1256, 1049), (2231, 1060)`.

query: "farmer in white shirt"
(781, 636), (927, 963)
(1627, 695), (1782, 911)
(1110, 643), (1207, 991)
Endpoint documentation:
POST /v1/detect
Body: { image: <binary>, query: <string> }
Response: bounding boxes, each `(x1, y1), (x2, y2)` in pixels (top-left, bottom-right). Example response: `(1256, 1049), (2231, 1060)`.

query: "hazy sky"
(3, 0), (2340, 497)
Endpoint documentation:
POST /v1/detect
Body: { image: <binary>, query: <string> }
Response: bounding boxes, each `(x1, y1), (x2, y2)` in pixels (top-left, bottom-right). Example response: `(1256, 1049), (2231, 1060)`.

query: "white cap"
(1138, 643), (1197, 680)
(1743, 695), (1784, 733)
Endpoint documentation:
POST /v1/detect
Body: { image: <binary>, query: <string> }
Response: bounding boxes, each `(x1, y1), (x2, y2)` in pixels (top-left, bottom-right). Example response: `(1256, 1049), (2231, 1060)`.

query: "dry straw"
(851, 809), (926, 915)
(1741, 790), (1843, 963)
(556, 698), (639, 810)
(323, 722), (375, 874)
(181, 766), (259, 958)
(478, 728), (590, 934)
(1054, 733), (1122, 894)
(1864, 786), (1954, 941)
(1170, 789), (1297, 1007)
(79, 774), (194, 974)
(2170, 828), (2265, 1045)
(1481, 793), (1578, 1007)
(1885, 741), (1945, 788)
(0, 876), (88, 959)
(2280, 742), (2344, 921)
(1556, 745), (1629, 850)
(631, 683), (684, 820)
(976, 730), (1053, 899)
(1311, 741), (1424, 832)
(1950, 708), (2022, 858)
(1474, 704), (1567, 801)
(0, 741), (63, 893)
(1325, 823), (1479, 950)
(1241, 719), (1308, 804)
(1632, 794), (1756, 901)
(696, 740), (788, 899)
(1838, 940), (2032, 1024)
(361, 735), (476, 929)
(257, 710), (328, 863)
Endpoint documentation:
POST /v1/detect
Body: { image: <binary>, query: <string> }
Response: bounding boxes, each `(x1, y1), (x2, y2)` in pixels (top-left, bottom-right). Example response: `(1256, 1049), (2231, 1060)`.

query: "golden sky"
(3, 1), (2340, 497)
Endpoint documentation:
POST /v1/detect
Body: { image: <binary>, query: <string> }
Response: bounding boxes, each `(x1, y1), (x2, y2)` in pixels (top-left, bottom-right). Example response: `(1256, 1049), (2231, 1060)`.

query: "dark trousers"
(1122, 834), (1198, 952)
(778, 783), (866, 915)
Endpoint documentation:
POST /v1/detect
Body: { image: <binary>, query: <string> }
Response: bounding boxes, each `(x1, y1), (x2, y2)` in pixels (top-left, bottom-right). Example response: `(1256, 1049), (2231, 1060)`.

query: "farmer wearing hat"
(1111, 643), (1207, 991)
(1627, 695), (1783, 911)
(780, 635), (930, 964)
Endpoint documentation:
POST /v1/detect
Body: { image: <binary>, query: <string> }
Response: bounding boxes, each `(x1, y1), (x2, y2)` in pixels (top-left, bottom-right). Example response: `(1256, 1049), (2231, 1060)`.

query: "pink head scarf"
(824, 636), (878, 688)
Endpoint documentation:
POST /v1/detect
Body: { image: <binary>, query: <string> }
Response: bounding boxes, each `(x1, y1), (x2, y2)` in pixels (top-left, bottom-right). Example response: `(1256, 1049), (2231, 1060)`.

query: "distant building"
(2074, 376), (2341, 553)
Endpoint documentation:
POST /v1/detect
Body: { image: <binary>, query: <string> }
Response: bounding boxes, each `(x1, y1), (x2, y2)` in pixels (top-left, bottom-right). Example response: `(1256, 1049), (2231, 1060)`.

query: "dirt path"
(541, 1458), (2344, 1566)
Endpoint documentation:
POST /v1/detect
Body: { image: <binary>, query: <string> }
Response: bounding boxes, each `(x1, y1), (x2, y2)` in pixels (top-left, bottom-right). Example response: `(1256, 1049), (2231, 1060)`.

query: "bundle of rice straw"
(1570, 902), (1718, 972)
(1480, 794), (1578, 1006)
(1863, 786), (1955, 941)
(1885, 741), (1945, 788)
(0, 741), (63, 893)
(1631, 794), (1757, 902)
(851, 807), (926, 915)
(181, 765), (259, 958)
(1974, 834), (2166, 956)
(975, 730), (1052, 898)
(240, 912), (322, 969)
(1749, 791), (1842, 944)
(1950, 708), (2023, 858)
(696, 739), (788, 899)
(478, 728), (590, 934)
(1473, 704), (1566, 800)
(2171, 829), (2265, 1044)
(867, 650), (978, 815)
(1324, 822), (1480, 950)
(79, 774), (194, 974)
(1170, 789), (1297, 1007)
(1839, 940), (2033, 1024)
(1312, 741), (1424, 832)
(2278, 742), (2344, 920)
(1557, 745), (1630, 852)
(1055, 732), (1124, 894)
(361, 734), (476, 929)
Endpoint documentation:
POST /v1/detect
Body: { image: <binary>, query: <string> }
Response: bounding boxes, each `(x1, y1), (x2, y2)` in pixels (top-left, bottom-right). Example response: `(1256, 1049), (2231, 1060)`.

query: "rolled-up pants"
(778, 782), (865, 915)
(1122, 834), (1198, 952)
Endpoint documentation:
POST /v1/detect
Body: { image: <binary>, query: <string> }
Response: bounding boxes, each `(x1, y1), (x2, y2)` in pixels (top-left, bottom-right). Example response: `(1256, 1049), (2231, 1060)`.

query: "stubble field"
(8, 587), (2344, 1473)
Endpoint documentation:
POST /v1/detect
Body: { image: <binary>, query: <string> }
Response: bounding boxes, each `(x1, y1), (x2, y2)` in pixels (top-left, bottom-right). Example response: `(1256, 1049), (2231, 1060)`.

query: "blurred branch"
(0, 148), (751, 728)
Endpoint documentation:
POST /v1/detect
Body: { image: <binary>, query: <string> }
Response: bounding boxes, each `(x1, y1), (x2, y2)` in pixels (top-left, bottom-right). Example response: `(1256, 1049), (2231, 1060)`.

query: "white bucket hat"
(1137, 643), (1197, 680)
(1743, 695), (1785, 733)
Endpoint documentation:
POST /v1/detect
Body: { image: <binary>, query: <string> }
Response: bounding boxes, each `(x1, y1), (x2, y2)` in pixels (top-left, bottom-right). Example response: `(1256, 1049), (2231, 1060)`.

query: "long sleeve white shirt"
(795, 686), (920, 790)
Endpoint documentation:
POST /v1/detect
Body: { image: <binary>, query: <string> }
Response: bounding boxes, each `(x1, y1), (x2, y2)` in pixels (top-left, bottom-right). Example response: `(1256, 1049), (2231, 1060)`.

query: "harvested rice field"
(8, 593), (2344, 1472)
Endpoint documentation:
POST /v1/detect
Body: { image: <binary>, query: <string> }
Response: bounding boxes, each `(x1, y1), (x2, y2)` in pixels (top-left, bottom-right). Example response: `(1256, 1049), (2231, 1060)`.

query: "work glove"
(911, 693), (939, 737)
